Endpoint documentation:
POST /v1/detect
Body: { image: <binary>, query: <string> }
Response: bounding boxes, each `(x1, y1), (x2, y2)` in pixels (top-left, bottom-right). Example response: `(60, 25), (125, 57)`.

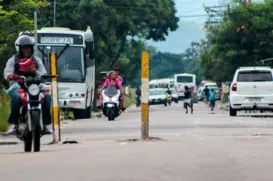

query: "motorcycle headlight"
(28, 84), (40, 96)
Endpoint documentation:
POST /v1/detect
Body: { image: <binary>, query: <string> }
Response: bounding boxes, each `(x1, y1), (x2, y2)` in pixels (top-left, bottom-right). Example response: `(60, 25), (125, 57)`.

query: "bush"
(0, 106), (9, 132)
(221, 93), (229, 104)
(124, 88), (136, 108)
(0, 91), (10, 132)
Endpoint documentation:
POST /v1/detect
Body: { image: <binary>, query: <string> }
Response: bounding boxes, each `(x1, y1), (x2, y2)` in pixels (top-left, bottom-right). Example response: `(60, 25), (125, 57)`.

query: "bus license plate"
(249, 97), (261, 102)
(69, 101), (81, 104)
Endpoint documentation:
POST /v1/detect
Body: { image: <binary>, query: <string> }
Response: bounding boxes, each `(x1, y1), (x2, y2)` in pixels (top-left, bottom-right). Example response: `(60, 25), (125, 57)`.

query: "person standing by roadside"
(203, 85), (210, 104)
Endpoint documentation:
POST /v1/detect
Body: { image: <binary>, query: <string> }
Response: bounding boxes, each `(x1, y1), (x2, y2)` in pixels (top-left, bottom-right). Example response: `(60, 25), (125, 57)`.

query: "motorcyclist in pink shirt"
(99, 71), (125, 109)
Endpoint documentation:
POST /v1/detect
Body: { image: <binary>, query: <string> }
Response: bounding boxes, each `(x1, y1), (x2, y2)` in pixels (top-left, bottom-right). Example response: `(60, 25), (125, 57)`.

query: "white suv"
(229, 67), (273, 116)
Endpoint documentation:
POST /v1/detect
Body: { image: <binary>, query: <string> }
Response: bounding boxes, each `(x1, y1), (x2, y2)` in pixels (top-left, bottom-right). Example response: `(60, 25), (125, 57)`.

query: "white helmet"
(15, 33), (35, 53)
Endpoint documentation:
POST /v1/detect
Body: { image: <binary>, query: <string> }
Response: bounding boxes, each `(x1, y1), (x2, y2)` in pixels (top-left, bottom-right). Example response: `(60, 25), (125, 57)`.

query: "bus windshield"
(38, 46), (85, 83)
(177, 76), (193, 83)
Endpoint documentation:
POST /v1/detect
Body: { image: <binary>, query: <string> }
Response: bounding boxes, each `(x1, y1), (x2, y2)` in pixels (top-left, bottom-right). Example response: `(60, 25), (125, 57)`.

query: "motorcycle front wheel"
(107, 107), (115, 121)
(24, 131), (32, 152)
(31, 110), (41, 152)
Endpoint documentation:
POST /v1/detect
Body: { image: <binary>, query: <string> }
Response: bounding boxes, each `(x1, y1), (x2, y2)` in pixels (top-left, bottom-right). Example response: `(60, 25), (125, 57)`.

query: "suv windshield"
(38, 46), (85, 83)
(237, 71), (272, 82)
(150, 90), (165, 95)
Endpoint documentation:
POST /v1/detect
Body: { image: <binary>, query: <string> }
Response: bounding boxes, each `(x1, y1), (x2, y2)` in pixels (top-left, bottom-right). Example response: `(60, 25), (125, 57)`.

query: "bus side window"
(88, 41), (95, 59)
(85, 41), (95, 68)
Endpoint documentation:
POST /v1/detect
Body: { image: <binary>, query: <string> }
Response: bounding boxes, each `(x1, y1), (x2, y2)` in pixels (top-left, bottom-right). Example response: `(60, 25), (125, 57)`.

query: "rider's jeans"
(8, 83), (51, 125)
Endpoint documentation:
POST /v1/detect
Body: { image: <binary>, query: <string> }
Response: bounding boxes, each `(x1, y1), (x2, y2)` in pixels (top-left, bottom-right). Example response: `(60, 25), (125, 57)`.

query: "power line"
(204, 3), (228, 27)
(179, 14), (207, 18)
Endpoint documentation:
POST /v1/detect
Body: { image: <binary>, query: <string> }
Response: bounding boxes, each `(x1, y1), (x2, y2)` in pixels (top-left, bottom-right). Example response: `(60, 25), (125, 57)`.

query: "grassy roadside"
(0, 107), (9, 132)
(221, 93), (229, 104)
(0, 92), (10, 132)
(124, 88), (136, 108)
(0, 88), (136, 128)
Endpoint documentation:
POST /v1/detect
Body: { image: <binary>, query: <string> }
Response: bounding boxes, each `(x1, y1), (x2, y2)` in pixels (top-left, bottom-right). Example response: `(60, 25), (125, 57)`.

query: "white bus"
(149, 78), (174, 89)
(149, 79), (159, 89)
(174, 73), (196, 99)
(36, 27), (95, 119)
(157, 78), (175, 89)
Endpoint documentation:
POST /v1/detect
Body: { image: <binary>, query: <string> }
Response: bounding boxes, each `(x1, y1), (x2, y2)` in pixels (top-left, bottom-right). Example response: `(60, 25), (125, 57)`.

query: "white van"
(229, 67), (273, 116)
(197, 83), (220, 101)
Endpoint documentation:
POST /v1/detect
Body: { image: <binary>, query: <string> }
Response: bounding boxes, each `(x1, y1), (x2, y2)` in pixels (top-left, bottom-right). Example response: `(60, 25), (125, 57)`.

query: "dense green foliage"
(39, 0), (179, 81)
(200, 1), (273, 81)
(0, 0), (179, 85)
(0, 0), (46, 82)
(150, 42), (203, 83)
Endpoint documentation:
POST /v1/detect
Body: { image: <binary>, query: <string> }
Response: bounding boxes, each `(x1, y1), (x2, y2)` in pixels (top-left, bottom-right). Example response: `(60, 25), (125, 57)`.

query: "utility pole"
(53, 0), (56, 27)
(50, 53), (61, 143)
(141, 51), (150, 140)
(204, 4), (227, 28)
(34, 11), (38, 57)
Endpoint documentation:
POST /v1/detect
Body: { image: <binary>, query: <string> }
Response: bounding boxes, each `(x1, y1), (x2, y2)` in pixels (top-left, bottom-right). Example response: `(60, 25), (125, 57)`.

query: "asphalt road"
(1, 101), (273, 181)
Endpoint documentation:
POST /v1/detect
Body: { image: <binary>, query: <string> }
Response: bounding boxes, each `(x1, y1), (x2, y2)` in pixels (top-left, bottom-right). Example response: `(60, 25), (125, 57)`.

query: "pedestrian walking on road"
(203, 85), (210, 104)
(184, 86), (193, 114)
(209, 88), (216, 113)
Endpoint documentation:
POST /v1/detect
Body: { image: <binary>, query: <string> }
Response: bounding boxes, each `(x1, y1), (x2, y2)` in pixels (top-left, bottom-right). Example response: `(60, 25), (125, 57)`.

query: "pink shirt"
(102, 77), (122, 90)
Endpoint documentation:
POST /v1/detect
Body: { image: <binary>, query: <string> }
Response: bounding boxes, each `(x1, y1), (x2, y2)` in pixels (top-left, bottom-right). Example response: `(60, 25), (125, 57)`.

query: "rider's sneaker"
(6, 124), (17, 135)
(43, 125), (53, 135)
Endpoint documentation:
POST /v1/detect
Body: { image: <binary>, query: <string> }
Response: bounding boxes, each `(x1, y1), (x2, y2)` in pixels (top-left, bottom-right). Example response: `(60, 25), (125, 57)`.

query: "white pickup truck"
(229, 67), (273, 116)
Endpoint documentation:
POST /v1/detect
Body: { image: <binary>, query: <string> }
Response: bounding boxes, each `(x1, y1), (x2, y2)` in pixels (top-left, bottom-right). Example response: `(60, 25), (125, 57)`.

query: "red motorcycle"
(14, 75), (52, 152)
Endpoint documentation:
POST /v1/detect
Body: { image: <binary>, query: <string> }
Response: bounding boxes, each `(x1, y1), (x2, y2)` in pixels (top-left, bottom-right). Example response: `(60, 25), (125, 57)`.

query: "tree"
(150, 51), (184, 79)
(0, 0), (46, 82)
(0, 0), (179, 87)
(201, 1), (273, 81)
(149, 42), (202, 83)
(38, 0), (179, 71)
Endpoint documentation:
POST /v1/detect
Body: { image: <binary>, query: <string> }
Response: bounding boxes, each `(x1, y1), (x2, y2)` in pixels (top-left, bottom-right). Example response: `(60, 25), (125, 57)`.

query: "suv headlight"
(28, 84), (40, 96)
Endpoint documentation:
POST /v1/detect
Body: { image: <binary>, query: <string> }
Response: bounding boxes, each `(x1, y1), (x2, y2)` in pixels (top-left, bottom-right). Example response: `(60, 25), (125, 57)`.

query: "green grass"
(124, 88), (136, 108)
(221, 93), (229, 104)
(0, 107), (9, 132)
(0, 87), (136, 129)
(0, 92), (10, 132)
